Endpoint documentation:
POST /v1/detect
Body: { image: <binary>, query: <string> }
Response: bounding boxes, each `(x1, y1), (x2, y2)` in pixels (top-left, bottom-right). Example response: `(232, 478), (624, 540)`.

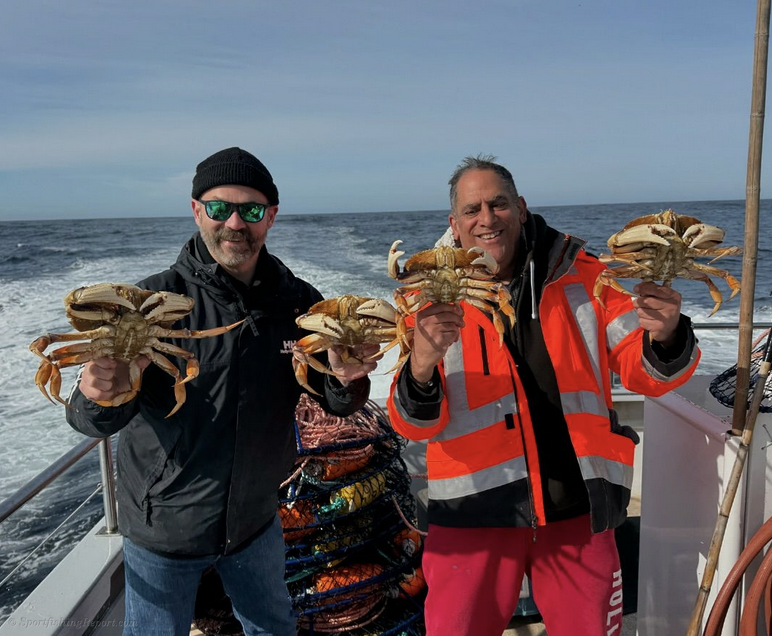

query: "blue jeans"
(122, 515), (296, 636)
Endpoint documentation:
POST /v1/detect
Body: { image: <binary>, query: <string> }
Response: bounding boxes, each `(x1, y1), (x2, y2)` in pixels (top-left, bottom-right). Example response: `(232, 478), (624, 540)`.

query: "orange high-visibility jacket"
(388, 242), (700, 533)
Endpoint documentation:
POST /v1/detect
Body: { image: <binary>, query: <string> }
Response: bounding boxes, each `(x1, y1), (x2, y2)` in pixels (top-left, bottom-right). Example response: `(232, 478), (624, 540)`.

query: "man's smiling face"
(448, 168), (526, 281)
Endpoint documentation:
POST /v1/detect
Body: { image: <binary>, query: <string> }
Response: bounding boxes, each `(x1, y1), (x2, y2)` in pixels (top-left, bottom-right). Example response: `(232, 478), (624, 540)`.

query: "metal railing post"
(98, 438), (118, 534)
(0, 438), (100, 524)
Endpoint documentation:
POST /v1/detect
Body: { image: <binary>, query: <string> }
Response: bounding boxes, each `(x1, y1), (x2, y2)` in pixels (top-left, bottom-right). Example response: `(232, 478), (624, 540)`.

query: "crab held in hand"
(292, 294), (410, 395)
(30, 283), (244, 417)
(593, 209), (742, 316)
(388, 240), (515, 345)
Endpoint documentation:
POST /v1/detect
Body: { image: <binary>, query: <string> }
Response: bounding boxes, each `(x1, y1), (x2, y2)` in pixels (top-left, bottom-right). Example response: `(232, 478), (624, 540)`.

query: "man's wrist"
(413, 376), (436, 390)
(652, 332), (677, 349)
(407, 361), (440, 391)
(410, 361), (435, 384)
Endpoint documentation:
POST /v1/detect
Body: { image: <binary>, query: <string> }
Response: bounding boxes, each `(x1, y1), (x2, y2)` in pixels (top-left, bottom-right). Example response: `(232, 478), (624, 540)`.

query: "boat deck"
(503, 613), (636, 636)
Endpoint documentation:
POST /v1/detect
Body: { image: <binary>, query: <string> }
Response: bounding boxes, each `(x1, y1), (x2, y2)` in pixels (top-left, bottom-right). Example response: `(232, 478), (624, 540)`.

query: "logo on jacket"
(281, 340), (296, 355)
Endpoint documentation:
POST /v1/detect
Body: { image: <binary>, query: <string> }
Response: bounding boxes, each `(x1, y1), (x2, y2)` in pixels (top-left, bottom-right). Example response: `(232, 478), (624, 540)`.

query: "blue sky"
(0, 0), (762, 220)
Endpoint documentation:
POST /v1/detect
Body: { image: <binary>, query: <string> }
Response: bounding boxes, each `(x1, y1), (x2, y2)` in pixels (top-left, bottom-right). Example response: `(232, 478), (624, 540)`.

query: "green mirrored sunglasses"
(199, 200), (268, 223)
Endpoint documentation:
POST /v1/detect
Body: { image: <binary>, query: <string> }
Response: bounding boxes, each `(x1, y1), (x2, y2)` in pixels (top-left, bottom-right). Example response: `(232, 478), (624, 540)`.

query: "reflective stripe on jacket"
(388, 248), (700, 532)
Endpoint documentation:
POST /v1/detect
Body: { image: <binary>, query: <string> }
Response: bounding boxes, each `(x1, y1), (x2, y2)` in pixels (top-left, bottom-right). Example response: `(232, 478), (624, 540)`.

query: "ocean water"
(0, 201), (769, 622)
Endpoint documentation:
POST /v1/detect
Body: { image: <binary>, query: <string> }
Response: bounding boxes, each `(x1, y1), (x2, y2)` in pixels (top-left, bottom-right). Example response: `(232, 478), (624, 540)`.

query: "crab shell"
(594, 209), (742, 315)
(402, 245), (499, 274)
(606, 209), (726, 254)
(388, 240), (515, 345)
(63, 284), (196, 343)
(292, 295), (411, 394)
(29, 283), (244, 417)
(389, 241), (499, 281)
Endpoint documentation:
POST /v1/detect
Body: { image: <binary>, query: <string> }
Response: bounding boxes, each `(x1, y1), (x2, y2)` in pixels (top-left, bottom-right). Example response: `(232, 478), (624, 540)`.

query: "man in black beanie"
(66, 147), (379, 636)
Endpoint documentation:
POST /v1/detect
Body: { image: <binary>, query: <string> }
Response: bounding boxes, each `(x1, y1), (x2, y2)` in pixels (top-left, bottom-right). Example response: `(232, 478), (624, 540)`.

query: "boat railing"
(0, 435), (118, 599)
(0, 437), (117, 530)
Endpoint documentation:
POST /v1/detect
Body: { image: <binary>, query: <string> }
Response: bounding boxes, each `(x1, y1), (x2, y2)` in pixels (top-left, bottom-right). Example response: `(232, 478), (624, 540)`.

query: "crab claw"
(469, 248), (499, 275)
(681, 223), (726, 250)
(608, 224), (675, 251)
(140, 291), (195, 323)
(64, 283), (139, 312)
(357, 298), (400, 323)
(389, 240), (405, 279)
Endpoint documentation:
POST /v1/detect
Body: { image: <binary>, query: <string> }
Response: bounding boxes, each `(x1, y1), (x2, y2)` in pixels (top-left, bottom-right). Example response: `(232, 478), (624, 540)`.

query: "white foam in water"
(0, 250), (180, 498)
(278, 246), (396, 303)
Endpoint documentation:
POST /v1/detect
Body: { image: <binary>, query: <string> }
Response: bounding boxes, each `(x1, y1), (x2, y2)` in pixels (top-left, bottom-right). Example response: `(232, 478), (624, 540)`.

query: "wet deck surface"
(503, 613), (636, 635)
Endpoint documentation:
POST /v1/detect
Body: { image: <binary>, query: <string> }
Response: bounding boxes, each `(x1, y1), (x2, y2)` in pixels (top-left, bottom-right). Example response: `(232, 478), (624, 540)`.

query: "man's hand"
(633, 282), (682, 347)
(328, 343), (381, 386)
(79, 356), (150, 404)
(410, 303), (465, 382)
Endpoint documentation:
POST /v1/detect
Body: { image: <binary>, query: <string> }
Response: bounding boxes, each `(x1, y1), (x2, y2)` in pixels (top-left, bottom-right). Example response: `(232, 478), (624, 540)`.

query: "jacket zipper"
(195, 267), (256, 335)
(143, 494), (153, 527)
(481, 318), (538, 536)
(477, 326), (490, 376)
(507, 357), (539, 541)
(223, 277), (258, 335)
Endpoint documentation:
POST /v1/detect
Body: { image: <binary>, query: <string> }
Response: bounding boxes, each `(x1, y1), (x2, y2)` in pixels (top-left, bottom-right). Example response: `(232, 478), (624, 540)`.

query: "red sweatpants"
(422, 515), (623, 636)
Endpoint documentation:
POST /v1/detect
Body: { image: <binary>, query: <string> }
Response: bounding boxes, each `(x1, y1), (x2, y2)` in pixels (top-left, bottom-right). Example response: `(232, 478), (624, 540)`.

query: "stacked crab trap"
(709, 328), (772, 414)
(281, 394), (425, 635)
(194, 394), (426, 635)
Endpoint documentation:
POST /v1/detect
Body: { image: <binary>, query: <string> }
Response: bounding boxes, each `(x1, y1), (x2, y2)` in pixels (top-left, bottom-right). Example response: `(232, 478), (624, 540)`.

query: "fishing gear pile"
(193, 394), (425, 635)
(282, 394), (425, 634)
(709, 328), (772, 413)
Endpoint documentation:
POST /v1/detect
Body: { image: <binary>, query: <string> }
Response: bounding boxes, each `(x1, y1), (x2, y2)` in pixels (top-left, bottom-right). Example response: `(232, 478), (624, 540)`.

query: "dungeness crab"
(30, 283), (244, 417)
(593, 209), (742, 315)
(292, 295), (410, 395)
(388, 241), (515, 345)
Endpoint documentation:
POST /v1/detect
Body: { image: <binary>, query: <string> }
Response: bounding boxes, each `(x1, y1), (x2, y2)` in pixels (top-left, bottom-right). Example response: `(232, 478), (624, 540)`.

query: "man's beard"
(200, 226), (258, 268)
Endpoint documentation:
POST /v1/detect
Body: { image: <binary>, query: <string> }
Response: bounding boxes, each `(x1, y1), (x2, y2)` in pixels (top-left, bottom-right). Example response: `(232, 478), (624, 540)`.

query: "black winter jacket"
(66, 234), (369, 555)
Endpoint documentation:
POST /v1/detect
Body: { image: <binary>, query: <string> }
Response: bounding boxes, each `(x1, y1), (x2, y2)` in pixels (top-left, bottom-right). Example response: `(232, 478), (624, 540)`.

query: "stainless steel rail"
(0, 437), (100, 524)
(98, 438), (118, 533)
(694, 322), (770, 330)
(0, 436), (117, 532)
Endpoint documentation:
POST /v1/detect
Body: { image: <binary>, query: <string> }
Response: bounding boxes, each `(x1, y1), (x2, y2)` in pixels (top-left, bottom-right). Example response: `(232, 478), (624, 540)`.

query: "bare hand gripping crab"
(30, 283), (244, 417)
(292, 294), (411, 395)
(388, 240), (515, 345)
(593, 209), (742, 316)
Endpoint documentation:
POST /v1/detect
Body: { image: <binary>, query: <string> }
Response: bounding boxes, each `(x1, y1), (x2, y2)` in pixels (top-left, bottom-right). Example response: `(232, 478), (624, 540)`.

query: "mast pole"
(685, 0), (770, 633)
(731, 0), (769, 438)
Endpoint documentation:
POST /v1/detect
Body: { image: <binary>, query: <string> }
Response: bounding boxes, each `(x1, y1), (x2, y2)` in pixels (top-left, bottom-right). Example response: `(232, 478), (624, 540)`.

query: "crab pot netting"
(283, 395), (425, 634)
(193, 395), (425, 635)
(709, 329), (772, 413)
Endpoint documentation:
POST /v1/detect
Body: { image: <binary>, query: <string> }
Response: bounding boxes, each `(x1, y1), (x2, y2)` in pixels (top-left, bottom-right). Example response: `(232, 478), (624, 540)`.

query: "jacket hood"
(525, 212), (587, 285)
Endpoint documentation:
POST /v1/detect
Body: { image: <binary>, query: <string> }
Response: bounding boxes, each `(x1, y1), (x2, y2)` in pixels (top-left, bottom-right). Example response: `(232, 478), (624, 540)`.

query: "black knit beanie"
(191, 147), (279, 204)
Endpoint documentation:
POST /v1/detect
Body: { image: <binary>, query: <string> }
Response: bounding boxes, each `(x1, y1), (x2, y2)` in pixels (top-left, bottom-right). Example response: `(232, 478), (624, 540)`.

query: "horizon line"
(0, 197), (765, 224)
